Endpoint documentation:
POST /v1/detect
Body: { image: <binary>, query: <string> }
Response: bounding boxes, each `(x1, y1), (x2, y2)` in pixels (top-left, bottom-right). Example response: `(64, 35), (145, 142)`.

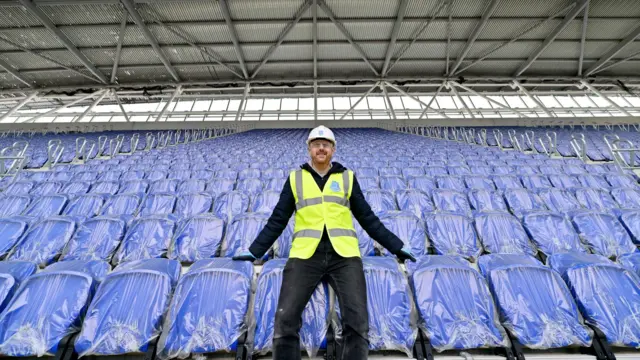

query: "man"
(233, 126), (416, 360)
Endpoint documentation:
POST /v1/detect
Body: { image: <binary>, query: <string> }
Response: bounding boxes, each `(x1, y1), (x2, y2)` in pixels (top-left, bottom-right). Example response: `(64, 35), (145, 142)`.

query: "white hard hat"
(307, 126), (336, 146)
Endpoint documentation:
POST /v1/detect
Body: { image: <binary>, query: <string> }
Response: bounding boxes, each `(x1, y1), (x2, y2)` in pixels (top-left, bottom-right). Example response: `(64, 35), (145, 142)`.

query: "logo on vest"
(330, 181), (341, 192)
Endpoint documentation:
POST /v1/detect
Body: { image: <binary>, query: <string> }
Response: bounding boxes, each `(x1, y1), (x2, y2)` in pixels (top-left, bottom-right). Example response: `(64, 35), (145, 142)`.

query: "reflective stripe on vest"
(294, 170), (351, 210)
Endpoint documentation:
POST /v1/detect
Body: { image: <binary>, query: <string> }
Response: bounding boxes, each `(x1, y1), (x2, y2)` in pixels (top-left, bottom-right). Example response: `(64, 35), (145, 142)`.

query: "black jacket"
(249, 162), (405, 257)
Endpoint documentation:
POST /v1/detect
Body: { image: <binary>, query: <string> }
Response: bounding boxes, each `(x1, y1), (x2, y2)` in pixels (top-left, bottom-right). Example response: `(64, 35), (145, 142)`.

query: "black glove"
(232, 251), (257, 261)
(394, 247), (417, 262)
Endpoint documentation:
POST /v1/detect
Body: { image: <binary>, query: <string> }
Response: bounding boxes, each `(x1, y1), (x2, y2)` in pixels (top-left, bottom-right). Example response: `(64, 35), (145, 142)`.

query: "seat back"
(474, 213), (536, 255)
(62, 217), (126, 261)
(425, 213), (481, 259)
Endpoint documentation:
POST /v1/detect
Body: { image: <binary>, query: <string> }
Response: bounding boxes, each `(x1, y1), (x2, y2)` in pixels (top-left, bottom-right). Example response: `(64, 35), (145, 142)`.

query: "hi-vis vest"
(289, 169), (360, 259)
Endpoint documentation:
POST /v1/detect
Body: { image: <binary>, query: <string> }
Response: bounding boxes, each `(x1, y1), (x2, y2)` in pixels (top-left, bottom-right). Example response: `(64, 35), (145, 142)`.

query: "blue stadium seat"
(474, 212), (536, 255)
(517, 165), (539, 175)
(402, 167), (424, 178)
(378, 211), (427, 257)
(238, 168), (261, 180)
(503, 188), (547, 218)
(214, 191), (250, 223)
(168, 170), (191, 181)
(61, 217), (126, 261)
(492, 166), (515, 175)
(100, 193), (142, 218)
(177, 179), (206, 194)
(395, 189), (435, 220)
(611, 188), (640, 209)
(523, 212), (586, 255)
(380, 175), (407, 193)
(236, 178), (263, 195)
(618, 252), (640, 278)
(0, 219), (27, 258)
(117, 180), (149, 194)
(575, 188), (618, 212)
(606, 174), (638, 188)
(221, 212), (270, 258)
(98, 171), (122, 182)
(571, 212), (637, 258)
(216, 169), (238, 180)
(380, 166), (401, 176)
(424, 213), (481, 259)
(251, 190), (280, 213)
(351, 218), (375, 257)
(89, 181), (120, 195)
(23, 194), (68, 218)
(431, 189), (472, 216)
(5, 181), (34, 195)
(548, 253), (640, 348)
(464, 176), (495, 190)
(577, 174), (611, 189)
(169, 215), (225, 262)
(174, 193), (213, 219)
(149, 179), (178, 194)
(140, 193), (177, 216)
(158, 259), (252, 358)
(491, 175), (523, 190)
(548, 175), (581, 189)
(407, 175), (436, 193)
(0, 195), (30, 217)
(146, 170), (166, 182)
(206, 178), (236, 197)
(43, 260), (110, 283)
(467, 189), (508, 213)
(62, 194), (104, 221)
(74, 259), (180, 356)
(478, 254), (593, 349)
(29, 181), (61, 196)
(264, 177), (286, 191)
(0, 261), (36, 285)
(620, 210), (640, 244)
(436, 175), (466, 192)
(9, 217), (75, 267)
(425, 166), (448, 177)
(537, 188), (583, 213)
(356, 176), (378, 191)
(363, 189), (397, 214)
(121, 170), (146, 181)
(470, 166), (493, 176)
(408, 256), (509, 351)
(447, 166), (472, 176)
(252, 259), (329, 357)
(357, 167), (379, 178)
(60, 181), (91, 196)
(520, 175), (552, 190)
(192, 169), (215, 181)
(262, 168), (286, 180)
(115, 216), (176, 263)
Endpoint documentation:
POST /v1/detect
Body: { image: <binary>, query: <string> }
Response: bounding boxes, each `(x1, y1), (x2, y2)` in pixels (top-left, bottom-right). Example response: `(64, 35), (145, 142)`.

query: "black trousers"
(273, 240), (369, 360)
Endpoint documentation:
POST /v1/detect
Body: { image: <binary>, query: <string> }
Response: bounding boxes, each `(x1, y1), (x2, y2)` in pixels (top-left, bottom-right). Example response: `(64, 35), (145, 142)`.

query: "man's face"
(308, 139), (335, 165)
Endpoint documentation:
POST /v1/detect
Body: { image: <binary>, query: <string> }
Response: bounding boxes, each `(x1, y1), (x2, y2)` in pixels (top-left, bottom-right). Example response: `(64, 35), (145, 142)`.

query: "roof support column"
(577, 0), (589, 76)
(113, 90), (130, 122)
(219, 0), (249, 79)
(339, 81), (378, 121)
(154, 86), (182, 122)
(380, 82), (397, 120)
(0, 91), (38, 121)
(512, 80), (554, 117)
(111, 8), (128, 84)
(235, 83), (250, 121)
(447, 81), (475, 118)
(381, 0), (409, 75)
(580, 80), (632, 117)
(73, 90), (108, 123)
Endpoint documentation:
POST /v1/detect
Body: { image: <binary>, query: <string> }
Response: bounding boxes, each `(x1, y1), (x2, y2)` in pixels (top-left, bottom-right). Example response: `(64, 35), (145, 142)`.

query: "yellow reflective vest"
(289, 169), (360, 259)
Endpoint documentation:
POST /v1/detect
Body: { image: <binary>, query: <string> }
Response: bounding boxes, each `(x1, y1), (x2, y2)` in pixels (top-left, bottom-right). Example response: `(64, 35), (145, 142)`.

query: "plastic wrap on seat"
(520, 175), (552, 190)
(402, 167), (424, 178)
(0, 268), (94, 356)
(431, 189), (472, 216)
(214, 191), (250, 223)
(379, 175), (407, 194)
(4, 181), (34, 195)
(436, 176), (466, 192)
(252, 259), (328, 357)
(168, 170), (191, 181)
(169, 215), (225, 262)
(251, 190), (281, 213)
(264, 177), (286, 191)
(236, 179), (263, 195)
(395, 189), (435, 220)
(356, 167), (378, 178)
(424, 213), (482, 259)
(464, 176), (496, 190)
(115, 217), (176, 264)
(503, 189), (547, 218)
(620, 210), (640, 244)
(121, 170), (145, 181)
(101, 194), (142, 217)
(571, 212), (637, 258)
(548, 175), (581, 189)
(447, 166), (472, 176)
(356, 176), (378, 191)
(492, 166), (516, 175)
(216, 169), (238, 180)
(548, 253), (640, 347)
(0, 274), (15, 314)
(149, 180), (178, 194)
(0, 261), (36, 284)
(238, 168), (261, 180)
(60, 181), (91, 196)
(363, 189), (397, 214)
(62, 217), (126, 261)
(29, 182), (61, 196)
(157, 259), (252, 358)
(406, 176), (435, 194)
(578, 175), (610, 189)
(0, 218), (27, 259)
(177, 179), (206, 194)
(118, 180), (149, 194)
(523, 213), (586, 255)
(378, 211), (427, 257)
(425, 166), (447, 177)
(351, 217), (375, 256)
(606, 174), (638, 188)
(408, 256), (509, 351)
(221, 212), (270, 258)
(491, 176), (523, 190)
(174, 193), (213, 218)
(63, 194), (104, 220)
(8, 217), (76, 267)
(141, 193), (177, 216)
(89, 181), (120, 195)
(467, 189), (508, 213)
(23, 194), (68, 218)
(611, 188), (640, 209)
(537, 188), (582, 212)
(74, 259), (180, 356)
(98, 171), (122, 182)
(575, 188), (618, 212)
(474, 212), (536, 255)
(261, 168), (286, 180)
(619, 253), (640, 277)
(380, 167), (401, 176)
(478, 254), (593, 349)
(43, 260), (110, 283)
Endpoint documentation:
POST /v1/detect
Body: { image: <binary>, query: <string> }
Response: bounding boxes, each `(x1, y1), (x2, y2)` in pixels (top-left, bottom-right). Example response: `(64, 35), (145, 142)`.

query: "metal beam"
(112, 90), (130, 122)
(578, 0), (589, 76)
(580, 79), (632, 116)
(418, 82), (446, 120)
(514, 0), (589, 76)
(448, 82), (475, 118)
(381, 0), (409, 75)
(318, 0), (380, 76)
(312, 0), (318, 79)
(445, 0), (452, 75)
(339, 81), (379, 120)
(219, 0), (248, 79)
(235, 83), (250, 121)
(512, 80), (553, 117)
(384, 81), (450, 118)
(449, 0), (500, 75)
(111, 8), (128, 84)
(121, 0), (180, 82)
(17, 0), (108, 83)
(250, 0), (312, 79)
(73, 90), (108, 122)
(0, 91), (38, 121)
(593, 49), (640, 74)
(450, 80), (530, 117)
(21, 90), (103, 123)
(0, 58), (32, 87)
(380, 83), (397, 120)
(154, 86), (182, 121)
(584, 23), (640, 76)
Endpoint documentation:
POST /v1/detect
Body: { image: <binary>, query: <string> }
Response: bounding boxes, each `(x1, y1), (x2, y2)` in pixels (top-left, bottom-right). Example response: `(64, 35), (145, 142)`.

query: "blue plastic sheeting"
(60, 181), (91, 196)
(478, 254), (593, 349)
(618, 253), (640, 277)
(43, 260), (110, 283)
(395, 189), (435, 220)
(520, 175), (552, 190)
(29, 182), (61, 196)
(22, 194), (68, 218)
(492, 166), (515, 175)
(216, 169), (238, 180)
(380, 167), (402, 176)
(238, 168), (260, 180)
(503, 189), (547, 218)
(0, 269), (94, 356)
(407, 176), (437, 193)
(519, 166), (539, 175)
(470, 166), (493, 176)
(436, 176), (466, 192)
(424, 213), (482, 259)
(174, 193), (213, 218)
(98, 171), (122, 182)
(222, 213), (270, 258)
(236, 179), (263, 195)
(620, 210), (640, 244)
(352, 218), (375, 257)
(564, 165), (586, 175)
(357, 176), (379, 191)
(169, 215), (225, 262)
(380, 175), (407, 193)
(447, 166), (472, 176)
(474, 213), (536, 255)
(363, 189), (397, 214)
(149, 180), (178, 194)
(169, 170), (191, 181)
(177, 179), (206, 194)
(0, 219), (26, 258)
(62, 217), (126, 261)
(262, 168), (286, 180)
(146, 171), (166, 182)
(0, 261), (36, 284)
(101, 194), (142, 217)
(121, 171), (145, 181)
(548, 253), (640, 347)
(491, 176), (523, 190)
(0, 275), (15, 314)
(464, 176), (496, 190)
(611, 188), (640, 209)
(74, 172), (99, 182)
(467, 189), (508, 213)
(251, 190), (281, 213)
(548, 175), (581, 189)
(9, 217), (76, 267)
(402, 167), (424, 178)
(115, 217), (176, 264)
(431, 189), (472, 217)
(206, 178), (236, 196)
(74, 259), (180, 356)
(141, 193), (177, 217)
(537, 189), (583, 212)
(575, 189), (618, 212)
(578, 175), (610, 189)
(158, 259), (253, 358)
(378, 211), (428, 257)
(523, 213), (586, 255)
(89, 181), (120, 195)
(571, 212), (637, 258)
(425, 166), (448, 177)
(252, 259), (329, 357)
(408, 256), (508, 351)
(214, 191), (250, 223)
(118, 180), (149, 194)
(264, 177), (286, 191)
(357, 167), (378, 178)
(5, 181), (34, 195)
(192, 169), (214, 181)
(63, 194), (104, 220)
(606, 174), (638, 188)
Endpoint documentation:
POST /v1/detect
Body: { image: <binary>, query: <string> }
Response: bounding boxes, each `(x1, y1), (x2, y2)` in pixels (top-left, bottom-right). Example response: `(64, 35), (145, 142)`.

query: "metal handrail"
(46, 139), (64, 168)
(524, 130), (536, 153)
(603, 134), (620, 156)
(570, 133), (587, 162)
(75, 137), (87, 163)
(611, 139), (639, 169)
(493, 129), (504, 149)
(145, 133), (156, 151)
(98, 136), (108, 156)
